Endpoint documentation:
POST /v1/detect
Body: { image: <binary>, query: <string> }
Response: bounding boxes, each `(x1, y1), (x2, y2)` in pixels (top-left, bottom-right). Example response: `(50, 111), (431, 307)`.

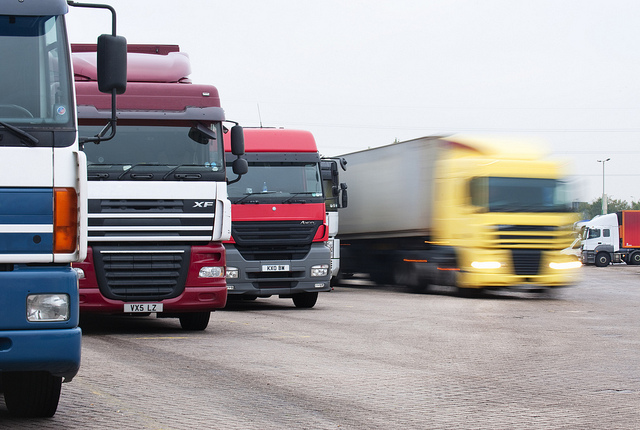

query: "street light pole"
(597, 158), (610, 215)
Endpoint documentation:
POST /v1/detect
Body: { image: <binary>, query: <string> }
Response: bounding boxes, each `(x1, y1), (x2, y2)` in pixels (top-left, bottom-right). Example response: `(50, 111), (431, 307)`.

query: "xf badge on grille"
(193, 201), (214, 208)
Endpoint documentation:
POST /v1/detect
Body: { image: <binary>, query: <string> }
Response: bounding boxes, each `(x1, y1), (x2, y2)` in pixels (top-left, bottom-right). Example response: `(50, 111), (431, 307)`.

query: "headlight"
(199, 266), (225, 278)
(27, 294), (70, 322)
(471, 261), (502, 269)
(311, 264), (329, 277)
(549, 261), (582, 270)
(226, 267), (239, 279)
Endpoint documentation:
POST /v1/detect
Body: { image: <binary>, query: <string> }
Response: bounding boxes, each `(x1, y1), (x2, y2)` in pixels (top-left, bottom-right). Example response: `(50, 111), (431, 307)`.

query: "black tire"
(292, 292), (318, 308)
(3, 371), (62, 417)
(393, 261), (428, 293)
(457, 287), (484, 298)
(629, 252), (640, 265)
(179, 312), (210, 331)
(330, 274), (340, 287)
(595, 252), (611, 267)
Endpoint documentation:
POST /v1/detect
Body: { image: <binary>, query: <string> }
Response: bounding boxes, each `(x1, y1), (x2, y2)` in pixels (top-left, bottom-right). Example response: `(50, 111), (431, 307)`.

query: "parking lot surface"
(2, 265), (639, 429)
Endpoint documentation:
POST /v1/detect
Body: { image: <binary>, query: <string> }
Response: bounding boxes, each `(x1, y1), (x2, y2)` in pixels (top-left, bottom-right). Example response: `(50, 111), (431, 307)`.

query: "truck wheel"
(179, 312), (210, 331)
(330, 273), (341, 287)
(595, 252), (611, 267)
(629, 252), (640, 265)
(3, 371), (62, 417)
(292, 292), (318, 308)
(393, 262), (428, 293)
(457, 287), (484, 298)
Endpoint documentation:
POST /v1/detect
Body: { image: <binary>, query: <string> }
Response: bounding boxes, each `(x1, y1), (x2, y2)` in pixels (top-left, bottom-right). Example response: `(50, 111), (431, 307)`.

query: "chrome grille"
(88, 199), (215, 242)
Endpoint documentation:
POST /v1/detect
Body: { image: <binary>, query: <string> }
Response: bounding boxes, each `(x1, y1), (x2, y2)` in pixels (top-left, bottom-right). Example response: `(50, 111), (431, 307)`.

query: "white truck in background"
(321, 158), (348, 285)
(581, 211), (640, 266)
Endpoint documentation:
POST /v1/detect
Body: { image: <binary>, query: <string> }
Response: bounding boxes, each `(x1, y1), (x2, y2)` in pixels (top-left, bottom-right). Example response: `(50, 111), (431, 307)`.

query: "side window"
(588, 228), (601, 239)
(469, 177), (487, 208)
(603, 229), (610, 238)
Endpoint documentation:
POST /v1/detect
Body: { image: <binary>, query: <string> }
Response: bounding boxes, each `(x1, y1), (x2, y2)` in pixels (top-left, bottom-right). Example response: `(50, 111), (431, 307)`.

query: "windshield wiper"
(117, 164), (149, 180)
(233, 191), (277, 204)
(0, 121), (38, 147)
(163, 164), (186, 180)
(282, 192), (316, 204)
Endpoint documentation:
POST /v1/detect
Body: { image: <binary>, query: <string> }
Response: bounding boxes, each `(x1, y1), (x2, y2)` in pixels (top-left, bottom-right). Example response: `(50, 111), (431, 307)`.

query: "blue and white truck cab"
(0, 0), (126, 417)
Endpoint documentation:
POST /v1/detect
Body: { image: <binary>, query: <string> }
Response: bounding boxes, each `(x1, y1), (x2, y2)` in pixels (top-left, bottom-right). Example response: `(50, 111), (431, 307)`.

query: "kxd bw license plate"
(124, 303), (163, 313)
(262, 264), (289, 272)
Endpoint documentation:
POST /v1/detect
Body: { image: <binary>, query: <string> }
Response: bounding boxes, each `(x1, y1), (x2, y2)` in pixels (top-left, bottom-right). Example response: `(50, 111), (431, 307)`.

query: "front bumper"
(0, 328), (81, 379)
(452, 248), (581, 289)
(0, 266), (81, 379)
(78, 287), (227, 313)
(224, 243), (331, 297)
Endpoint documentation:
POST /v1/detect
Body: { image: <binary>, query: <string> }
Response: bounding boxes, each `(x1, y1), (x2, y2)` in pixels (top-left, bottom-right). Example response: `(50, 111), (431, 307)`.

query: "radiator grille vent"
(92, 245), (190, 301)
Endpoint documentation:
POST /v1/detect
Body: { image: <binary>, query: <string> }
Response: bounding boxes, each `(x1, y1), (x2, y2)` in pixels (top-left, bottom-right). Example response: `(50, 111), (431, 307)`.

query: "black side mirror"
(97, 34), (127, 94)
(340, 183), (348, 208)
(230, 125), (245, 156)
(232, 158), (249, 176)
(331, 160), (339, 179)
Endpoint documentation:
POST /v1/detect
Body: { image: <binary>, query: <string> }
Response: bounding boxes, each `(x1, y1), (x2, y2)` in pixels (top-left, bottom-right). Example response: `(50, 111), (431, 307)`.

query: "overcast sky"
(66, 0), (640, 203)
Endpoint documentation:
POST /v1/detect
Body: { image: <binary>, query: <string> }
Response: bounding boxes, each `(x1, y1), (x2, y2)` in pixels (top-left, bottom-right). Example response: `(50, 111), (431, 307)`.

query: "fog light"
(27, 294), (70, 322)
(199, 266), (224, 278)
(226, 267), (239, 279)
(549, 261), (582, 270)
(311, 264), (329, 277)
(227, 285), (235, 290)
(471, 261), (502, 269)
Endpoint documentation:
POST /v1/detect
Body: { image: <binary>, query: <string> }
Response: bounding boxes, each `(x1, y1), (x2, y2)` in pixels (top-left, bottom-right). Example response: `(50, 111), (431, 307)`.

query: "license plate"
(124, 303), (163, 313)
(262, 264), (289, 272)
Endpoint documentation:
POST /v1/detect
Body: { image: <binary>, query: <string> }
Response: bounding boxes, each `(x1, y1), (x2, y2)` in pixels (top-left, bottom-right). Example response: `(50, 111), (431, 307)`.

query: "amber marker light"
(53, 187), (78, 253)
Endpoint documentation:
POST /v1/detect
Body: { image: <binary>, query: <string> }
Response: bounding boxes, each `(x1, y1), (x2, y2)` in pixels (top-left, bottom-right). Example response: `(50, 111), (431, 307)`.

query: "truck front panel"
(76, 243), (226, 312)
(74, 180), (229, 313)
(225, 219), (331, 296)
(453, 244), (580, 288)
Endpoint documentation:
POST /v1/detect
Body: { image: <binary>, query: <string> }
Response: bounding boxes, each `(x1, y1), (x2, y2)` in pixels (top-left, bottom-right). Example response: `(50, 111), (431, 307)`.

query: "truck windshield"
(227, 162), (324, 203)
(585, 228), (600, 239)
(81, 124), (225, 180)
(0, 15), (73, 129)
(470, 177), (573, 212)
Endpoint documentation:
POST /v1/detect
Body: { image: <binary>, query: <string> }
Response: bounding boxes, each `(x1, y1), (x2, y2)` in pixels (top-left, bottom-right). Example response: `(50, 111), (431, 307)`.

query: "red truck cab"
(224, 128), (331, 308)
